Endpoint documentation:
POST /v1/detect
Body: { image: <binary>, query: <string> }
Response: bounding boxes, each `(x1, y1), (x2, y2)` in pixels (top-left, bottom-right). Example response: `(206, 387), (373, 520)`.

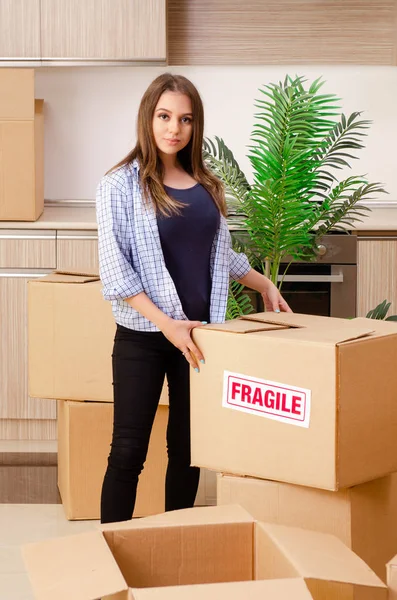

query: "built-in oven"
(245, 233), (357, 319)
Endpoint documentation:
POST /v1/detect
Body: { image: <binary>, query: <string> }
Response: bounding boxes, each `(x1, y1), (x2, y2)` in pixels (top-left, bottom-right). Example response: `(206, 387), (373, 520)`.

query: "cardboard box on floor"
(28, 272), (168, 403)
(217, 472), (397, 583)
(0, 69), (44, 221)
(22, 504), (387, 600)
(58, 400), (169, 520)
(191, 312), (397, 490)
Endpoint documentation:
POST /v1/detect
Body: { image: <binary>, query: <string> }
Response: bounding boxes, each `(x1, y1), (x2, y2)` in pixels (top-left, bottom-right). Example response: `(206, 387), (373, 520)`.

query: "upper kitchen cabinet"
(40, 0), (167, 63)
(168, 0), (396, 65)
(0, 0), (41, 59)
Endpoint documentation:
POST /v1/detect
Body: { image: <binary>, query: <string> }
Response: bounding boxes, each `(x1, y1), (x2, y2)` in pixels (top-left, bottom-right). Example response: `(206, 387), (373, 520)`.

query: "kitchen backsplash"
(35, 65), (397, 202)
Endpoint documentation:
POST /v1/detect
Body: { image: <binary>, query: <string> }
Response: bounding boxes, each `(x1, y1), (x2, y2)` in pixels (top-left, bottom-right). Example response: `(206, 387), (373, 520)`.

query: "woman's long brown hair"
(109, 73), (227, 217)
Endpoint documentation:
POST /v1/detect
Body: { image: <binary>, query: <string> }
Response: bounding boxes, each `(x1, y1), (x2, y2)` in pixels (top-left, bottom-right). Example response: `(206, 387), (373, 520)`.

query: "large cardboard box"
(217, 472), (397, 582)
(0, 69), (43, 221)
(58, 400), (168, 520)
(28, 272), (115, 401)
(0, 98), (44, 221)
(28, 272), (169, 403)
(191, 312), (397, 490)
(0, 69), (35, 119)
(22, 505), (387, 600)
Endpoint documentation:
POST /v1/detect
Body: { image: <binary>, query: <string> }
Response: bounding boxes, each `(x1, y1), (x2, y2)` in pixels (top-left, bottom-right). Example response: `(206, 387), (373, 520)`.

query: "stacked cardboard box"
(28, 271), (169, 520)
(0, 69), (44, 221)
(22, 504), (388, 599)
(190, 312), (397, 582)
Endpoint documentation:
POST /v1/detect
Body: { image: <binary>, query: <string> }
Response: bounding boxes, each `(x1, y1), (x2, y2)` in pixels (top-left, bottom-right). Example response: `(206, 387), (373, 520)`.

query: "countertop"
(1, 202), (397, 232)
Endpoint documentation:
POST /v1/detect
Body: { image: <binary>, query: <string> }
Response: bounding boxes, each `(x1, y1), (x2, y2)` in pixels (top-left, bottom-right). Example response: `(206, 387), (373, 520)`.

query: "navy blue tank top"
(157, 183), (220, 322)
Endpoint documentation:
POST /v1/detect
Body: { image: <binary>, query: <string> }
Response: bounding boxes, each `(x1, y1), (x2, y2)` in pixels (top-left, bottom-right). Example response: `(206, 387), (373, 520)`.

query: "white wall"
(35, 65), (397, 201)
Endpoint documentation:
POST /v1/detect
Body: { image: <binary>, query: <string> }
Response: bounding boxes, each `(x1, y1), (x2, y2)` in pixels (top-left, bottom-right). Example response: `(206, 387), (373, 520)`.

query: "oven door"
(276, 264), (357, 318)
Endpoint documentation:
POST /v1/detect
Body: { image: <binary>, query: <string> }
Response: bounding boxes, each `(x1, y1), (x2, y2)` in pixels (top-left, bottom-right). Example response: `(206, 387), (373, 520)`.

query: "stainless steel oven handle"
(277, 273), (344, 283)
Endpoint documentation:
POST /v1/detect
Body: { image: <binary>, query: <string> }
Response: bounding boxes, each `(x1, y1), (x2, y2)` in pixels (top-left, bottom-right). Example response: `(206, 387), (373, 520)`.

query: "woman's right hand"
(161, 318), (205, 371)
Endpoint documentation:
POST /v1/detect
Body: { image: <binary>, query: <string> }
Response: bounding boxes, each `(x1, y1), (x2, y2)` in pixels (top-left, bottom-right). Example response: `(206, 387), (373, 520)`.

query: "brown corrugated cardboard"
(387, 555), (397, 600)
(58, 400), (168, 520)
(190, 312), (397, 490)
(217, 472), (397, 583)
(0, 98), (44, 221)
(0, 68), (35, 119)
(28, 271), (169, 404)
(22, 505), (387, 600)
(129, 579), (314, 600)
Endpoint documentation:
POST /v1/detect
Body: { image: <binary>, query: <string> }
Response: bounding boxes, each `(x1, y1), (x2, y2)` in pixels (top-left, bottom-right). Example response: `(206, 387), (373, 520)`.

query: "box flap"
(353, 317), (397, 336)
(199, 319), (288, 334)
(258, 523), (386, 588)
(34, 270), (100, 284)
(99, 504), (255, 532)
(130, 578), (314, 599)
(22, 530), (128, 600)
(241, 312), (374, 344)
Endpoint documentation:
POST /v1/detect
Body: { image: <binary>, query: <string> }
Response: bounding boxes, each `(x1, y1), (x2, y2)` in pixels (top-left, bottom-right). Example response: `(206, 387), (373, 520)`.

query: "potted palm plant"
(206, 76), (386, 318)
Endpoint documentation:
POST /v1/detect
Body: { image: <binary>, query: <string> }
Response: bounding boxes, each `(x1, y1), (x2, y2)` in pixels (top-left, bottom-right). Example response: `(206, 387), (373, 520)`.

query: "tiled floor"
(0, 504), (98, 600)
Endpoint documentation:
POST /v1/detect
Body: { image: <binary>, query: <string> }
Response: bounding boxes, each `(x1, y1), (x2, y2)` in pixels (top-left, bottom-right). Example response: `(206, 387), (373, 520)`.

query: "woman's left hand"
(261, 279), (292, 313)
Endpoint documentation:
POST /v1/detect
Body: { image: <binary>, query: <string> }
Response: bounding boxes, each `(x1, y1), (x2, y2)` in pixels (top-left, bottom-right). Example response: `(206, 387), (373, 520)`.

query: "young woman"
(96, 73), (291, 524)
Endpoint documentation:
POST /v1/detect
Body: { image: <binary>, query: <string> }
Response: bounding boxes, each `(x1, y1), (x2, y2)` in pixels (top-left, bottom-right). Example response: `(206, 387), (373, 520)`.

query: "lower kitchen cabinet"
(0, 230), (58, 440)
(56, 230), (99, 273)
(0, 228), (99, 440)
(357, 237), (397, 318)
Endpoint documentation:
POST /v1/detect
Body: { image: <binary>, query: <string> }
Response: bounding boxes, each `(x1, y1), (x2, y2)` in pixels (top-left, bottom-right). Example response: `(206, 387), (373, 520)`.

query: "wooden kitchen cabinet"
(0, 231), (57, 440)
(357, 237), (397, 317)
(56, 230), (99, 273)
(40, 0), (166, 61)
(169, 0), (395, 66)
(0, 227), (101, 440)
(0, 0), (41, 59)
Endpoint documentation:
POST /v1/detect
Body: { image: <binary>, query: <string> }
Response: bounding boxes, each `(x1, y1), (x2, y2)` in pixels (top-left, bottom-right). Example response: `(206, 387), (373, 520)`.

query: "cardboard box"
(58, 400), (169, 520)
(0, 68), (35, 119)
(217, 472), (397, 583)
(191, 312), (397, 490)
(0, 98), (44, 221)
(28, 271), (169, 403)
(22, 504), (387, 600)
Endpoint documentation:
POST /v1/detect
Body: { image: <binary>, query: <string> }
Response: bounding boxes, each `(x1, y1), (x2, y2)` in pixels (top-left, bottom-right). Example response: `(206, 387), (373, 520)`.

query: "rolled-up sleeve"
(96, 176), (144, 301)
(230, 247), (251, 280)
(220, 217), (251, 280)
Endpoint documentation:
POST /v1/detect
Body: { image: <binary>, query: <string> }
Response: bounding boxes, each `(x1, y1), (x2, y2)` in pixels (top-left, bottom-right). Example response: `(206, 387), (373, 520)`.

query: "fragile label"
(222, 371), (311, 428)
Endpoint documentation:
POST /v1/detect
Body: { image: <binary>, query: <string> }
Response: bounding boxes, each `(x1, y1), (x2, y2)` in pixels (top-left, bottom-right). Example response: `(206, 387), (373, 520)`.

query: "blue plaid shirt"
(96, 160), (251, 331)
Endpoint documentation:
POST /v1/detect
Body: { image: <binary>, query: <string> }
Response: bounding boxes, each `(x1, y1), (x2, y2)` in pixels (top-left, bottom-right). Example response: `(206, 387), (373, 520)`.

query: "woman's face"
(152, 91), (193, 157)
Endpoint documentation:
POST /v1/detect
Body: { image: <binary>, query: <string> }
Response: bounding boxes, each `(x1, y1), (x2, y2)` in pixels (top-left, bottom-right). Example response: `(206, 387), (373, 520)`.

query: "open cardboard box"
(22, 505), (387, 600)
(217, 472), (397, 582)
(191, 312), (397, 490)
(28, 271), (168, 403)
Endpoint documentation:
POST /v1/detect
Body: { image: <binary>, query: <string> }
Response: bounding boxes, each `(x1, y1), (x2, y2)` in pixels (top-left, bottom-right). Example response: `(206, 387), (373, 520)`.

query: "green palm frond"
(366, 299), (397, 321)
(203, 137), (250, 226)
(366, 300), (392, 320)
(226, 280), (255, 321)
(203, 75), (387, 289)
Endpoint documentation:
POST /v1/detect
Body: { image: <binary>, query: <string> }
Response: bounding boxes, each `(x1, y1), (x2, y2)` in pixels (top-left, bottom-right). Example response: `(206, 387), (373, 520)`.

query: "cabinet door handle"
(277, 273), (344, 283)
(0, 270), (53, 278)
(57, 235), (98, 241)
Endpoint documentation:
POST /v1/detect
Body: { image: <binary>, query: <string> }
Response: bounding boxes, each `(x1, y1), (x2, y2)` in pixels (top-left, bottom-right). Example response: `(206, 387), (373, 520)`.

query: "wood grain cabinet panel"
(41, 0), (166, 60)
(56, 231), (99, 273)
(0, 0), (41, 58)
(0, 230), (56, 269)
(168, 0), (396, 65)
(0, 273), (56, 421)
(357, 238), (397, 317)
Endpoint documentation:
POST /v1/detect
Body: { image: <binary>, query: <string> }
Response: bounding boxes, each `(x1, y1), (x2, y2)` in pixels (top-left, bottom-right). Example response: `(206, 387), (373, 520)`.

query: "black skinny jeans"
(100, 324), (200, 523)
